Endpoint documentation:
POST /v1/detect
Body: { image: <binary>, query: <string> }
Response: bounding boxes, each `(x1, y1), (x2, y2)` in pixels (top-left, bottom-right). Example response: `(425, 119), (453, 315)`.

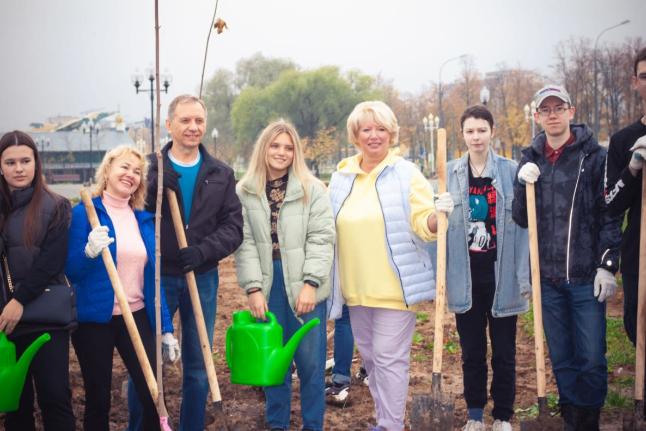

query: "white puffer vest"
(327, 159), (435, 319)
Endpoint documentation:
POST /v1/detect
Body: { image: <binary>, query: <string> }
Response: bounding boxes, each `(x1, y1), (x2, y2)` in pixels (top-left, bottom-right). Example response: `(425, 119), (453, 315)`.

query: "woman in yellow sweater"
(327, 101), (453, 431)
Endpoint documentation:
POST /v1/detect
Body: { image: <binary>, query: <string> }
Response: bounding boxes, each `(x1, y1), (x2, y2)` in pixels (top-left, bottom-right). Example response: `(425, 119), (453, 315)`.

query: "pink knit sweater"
(102, 192), (147, 315)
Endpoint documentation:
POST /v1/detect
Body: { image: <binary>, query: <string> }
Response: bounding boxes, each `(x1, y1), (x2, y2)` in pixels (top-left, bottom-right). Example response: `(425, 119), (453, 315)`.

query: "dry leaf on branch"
(214, 18), (228, 34)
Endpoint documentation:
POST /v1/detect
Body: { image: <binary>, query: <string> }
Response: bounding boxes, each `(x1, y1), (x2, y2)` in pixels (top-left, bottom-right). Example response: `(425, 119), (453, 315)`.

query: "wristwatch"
(304, 280), (319, 288)
(599, 253), (618, 274)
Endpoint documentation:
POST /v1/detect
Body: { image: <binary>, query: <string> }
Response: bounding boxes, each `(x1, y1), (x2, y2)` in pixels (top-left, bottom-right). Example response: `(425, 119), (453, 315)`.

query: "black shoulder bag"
(1, 254), (76, 326)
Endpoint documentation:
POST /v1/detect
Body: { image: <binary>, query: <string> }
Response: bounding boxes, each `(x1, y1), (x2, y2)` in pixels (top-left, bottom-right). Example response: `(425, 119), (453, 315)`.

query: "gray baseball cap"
(534, 84), (572, 108)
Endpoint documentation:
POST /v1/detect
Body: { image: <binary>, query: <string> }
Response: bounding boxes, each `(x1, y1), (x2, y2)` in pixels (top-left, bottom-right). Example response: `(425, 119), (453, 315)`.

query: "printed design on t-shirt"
(468, 183), (496, 253)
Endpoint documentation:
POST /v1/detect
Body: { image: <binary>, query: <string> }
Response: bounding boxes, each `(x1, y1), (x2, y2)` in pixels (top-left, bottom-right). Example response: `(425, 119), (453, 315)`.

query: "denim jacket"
(446, 150), (530, 317)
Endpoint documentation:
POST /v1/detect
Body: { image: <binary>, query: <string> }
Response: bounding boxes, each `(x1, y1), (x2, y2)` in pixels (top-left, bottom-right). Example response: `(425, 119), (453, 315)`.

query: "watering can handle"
(265, 311), (277, 325)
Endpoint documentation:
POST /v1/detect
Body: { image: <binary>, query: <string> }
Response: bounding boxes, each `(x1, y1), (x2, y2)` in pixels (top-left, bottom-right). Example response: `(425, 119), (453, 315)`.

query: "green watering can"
(0, 332), (51, 412)
(225, 310), (320, 386)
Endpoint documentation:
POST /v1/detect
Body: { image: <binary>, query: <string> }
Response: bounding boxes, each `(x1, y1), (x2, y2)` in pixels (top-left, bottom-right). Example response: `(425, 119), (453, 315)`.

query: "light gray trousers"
(349, 305), (417, 431)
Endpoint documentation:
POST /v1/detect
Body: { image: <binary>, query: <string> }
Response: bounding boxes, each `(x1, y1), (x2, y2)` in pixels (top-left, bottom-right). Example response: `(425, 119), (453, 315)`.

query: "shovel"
(80, 190), (159, 403)
(624, 166), (646, 430)
(519, 183), (561, 431)
(410, 128), (454, 430)
(166, 190), (230, 430)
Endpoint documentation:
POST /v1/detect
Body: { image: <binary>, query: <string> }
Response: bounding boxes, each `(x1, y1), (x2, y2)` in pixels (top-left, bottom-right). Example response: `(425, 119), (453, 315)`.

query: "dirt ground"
(20, 256), (630, 430)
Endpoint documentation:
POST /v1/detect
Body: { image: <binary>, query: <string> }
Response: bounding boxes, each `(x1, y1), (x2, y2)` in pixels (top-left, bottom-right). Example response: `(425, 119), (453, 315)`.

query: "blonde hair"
(240, 119), (320, 203)
(346, 100), (399, 147)
(94, 145), (148, 209)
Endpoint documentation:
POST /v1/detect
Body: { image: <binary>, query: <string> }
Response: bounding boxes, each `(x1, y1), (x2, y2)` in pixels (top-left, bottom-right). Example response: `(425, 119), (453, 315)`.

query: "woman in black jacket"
(0, 130), (75, 431)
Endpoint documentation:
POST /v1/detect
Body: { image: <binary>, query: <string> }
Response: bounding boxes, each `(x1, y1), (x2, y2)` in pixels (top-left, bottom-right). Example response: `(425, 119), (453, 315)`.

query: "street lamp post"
(37, 137), (50, 178)
(480, 86), (490, 106)
(438, 54), (468, 128)
(132, 69), (172, 152)
(524, 101), (537, 138)
(82, 119), (100, 183)
(423, 114), (439, 174)
(593, 19), (630, 136)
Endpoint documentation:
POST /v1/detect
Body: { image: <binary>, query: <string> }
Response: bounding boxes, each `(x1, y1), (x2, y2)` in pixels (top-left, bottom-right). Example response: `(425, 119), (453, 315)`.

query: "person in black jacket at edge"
(0, 130), (75, 431)
(604, 46), (646, 412)
(512, 85), (622, 431)
(127, 94), (243, 431)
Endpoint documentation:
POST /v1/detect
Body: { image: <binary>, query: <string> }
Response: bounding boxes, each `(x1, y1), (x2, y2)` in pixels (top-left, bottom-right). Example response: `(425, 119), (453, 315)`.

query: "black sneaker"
(325, 381), (350, 406)
(355, 367), (369, 386)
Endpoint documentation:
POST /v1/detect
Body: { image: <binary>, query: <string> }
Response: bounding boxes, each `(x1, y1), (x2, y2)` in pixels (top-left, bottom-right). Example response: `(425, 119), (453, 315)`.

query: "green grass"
(412, 331), (425, 345)
(412, 352), (429, 362)
(606, 390), (632, 409)
(606, 317), (635, 372)
(444, 339), (459, 354)
(416, 311), (430, 324)
(520, 304), (535, 337)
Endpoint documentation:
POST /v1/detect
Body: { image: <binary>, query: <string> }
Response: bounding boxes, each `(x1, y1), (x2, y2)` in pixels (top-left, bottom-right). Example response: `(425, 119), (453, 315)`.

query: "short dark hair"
(634, 47), (646, 76)
(460, 105), (494, 130)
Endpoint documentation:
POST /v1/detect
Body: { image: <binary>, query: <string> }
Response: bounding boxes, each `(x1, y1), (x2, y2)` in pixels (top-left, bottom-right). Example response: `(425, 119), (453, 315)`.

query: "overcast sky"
(1, 0), (644, 131)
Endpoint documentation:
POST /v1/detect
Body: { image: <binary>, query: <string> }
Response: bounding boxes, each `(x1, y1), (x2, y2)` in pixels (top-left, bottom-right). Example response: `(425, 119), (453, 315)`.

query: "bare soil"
(21, 256), (630, 430)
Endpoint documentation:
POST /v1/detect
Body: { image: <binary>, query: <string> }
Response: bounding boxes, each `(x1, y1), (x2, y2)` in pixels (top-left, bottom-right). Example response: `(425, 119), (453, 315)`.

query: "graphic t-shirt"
(468, 167), (497, 280)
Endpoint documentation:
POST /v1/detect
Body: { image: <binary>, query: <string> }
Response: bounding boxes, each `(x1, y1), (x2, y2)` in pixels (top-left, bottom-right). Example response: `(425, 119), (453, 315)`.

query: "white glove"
(434, 192), (454, 215)
(518, 163), (540, 184)
(84, 225), (114, 258)
(593, 268), (617, 303)
(628, 135), (646, 173)
(162, 333), (181, 363)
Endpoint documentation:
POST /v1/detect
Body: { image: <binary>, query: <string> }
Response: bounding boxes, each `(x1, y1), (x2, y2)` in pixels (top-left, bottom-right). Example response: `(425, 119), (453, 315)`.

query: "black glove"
(178, 246), (203, 273)
(163, 168), (181, 192)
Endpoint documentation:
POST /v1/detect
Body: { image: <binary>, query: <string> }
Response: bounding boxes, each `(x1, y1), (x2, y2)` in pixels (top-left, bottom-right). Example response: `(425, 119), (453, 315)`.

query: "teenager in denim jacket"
(445, 106), (529, 431)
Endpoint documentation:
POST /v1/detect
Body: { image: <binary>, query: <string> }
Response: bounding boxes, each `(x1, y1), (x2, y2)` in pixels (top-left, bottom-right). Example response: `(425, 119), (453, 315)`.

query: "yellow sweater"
(336, 151), (436, 310)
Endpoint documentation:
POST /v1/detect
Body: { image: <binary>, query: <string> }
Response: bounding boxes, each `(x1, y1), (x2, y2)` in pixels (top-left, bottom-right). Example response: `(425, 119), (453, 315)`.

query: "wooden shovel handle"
(80, 189), (159, 402)
(166, 189), (222, 402)
(432, 128), (448, 374)
(526, 183), (547, 398)
(635, 167), (646, 401)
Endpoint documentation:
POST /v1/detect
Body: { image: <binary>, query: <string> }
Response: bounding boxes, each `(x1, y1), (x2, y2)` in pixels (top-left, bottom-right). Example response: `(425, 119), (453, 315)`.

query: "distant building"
(30, 129), (135, 183)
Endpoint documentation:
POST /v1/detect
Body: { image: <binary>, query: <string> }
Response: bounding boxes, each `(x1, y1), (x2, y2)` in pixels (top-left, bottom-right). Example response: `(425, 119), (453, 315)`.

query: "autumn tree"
(303, 127), (338, 176)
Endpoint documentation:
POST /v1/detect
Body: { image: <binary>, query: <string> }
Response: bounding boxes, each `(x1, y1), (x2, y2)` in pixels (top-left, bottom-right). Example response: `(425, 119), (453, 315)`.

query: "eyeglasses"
(537, 105), (569, 116)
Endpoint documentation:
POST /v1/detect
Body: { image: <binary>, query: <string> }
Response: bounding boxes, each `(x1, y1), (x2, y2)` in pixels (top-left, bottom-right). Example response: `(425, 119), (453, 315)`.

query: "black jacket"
(604, 119), (646, 275)
(3, 187), (71, 305)
(512, 124), (621, 283)
(146, 142), (243, 275)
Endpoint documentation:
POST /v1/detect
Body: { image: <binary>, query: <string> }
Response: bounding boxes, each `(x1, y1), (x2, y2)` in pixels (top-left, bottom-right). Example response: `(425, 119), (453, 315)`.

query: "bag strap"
(2, 254), (13, 293)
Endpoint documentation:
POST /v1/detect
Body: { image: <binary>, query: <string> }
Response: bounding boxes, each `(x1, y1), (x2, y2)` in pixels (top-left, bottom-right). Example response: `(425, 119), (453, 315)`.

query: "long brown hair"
(0, 130), (63, 247)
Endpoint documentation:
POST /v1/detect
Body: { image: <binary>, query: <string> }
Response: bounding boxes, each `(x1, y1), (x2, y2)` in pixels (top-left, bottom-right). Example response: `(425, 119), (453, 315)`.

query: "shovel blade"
(410, 393), (454, 431)
(623, 401), (646, 430)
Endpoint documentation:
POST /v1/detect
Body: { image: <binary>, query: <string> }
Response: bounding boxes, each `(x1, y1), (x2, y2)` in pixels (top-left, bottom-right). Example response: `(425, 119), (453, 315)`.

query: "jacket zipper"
(566, 154), (586, 282)
(330, 176), (357, 314)
(374, 168), (408, 307)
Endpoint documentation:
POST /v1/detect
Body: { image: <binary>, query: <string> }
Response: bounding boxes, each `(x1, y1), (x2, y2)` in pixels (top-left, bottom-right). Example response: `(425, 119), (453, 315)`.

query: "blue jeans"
(128, 269), (219, 431)
(541, 279), (607, 408)
(332, 304), (354, 385)
(264, 260), (326, 431)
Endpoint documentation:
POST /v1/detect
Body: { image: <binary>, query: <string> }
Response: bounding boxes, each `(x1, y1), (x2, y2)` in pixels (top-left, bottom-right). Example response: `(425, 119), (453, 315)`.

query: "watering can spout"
(15, 333), (51, 378)
(283, 318), (320, 359)
(270, 317), (320, 374)
(0, 332), (51, 412)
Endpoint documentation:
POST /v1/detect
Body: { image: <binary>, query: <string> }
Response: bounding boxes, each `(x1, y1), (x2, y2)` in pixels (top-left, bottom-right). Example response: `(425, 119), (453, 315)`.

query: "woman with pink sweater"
(65, 145), (175, 431)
